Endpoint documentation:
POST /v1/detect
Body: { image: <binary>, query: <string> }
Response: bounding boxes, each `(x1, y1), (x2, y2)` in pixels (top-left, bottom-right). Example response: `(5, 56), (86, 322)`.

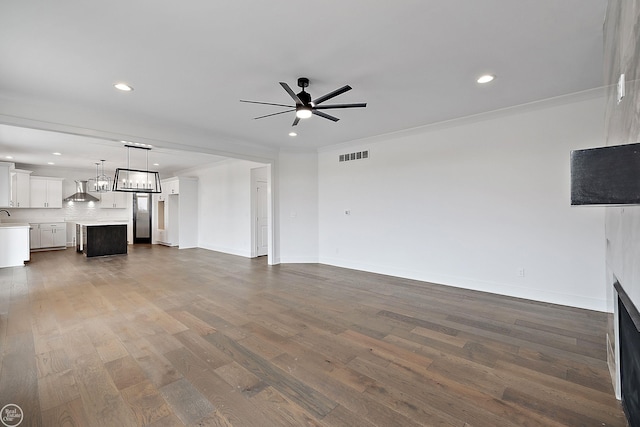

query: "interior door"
(256, 180), (268, 256)
(133, 193), (151, 244)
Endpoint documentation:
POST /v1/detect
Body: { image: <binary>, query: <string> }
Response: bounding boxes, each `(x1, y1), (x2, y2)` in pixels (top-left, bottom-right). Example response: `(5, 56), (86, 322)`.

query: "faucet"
(0, 209), (9, 217)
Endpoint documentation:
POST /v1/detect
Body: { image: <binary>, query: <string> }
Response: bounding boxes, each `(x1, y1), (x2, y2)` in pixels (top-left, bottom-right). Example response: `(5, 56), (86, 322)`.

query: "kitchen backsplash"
(3, 201), (129, 222)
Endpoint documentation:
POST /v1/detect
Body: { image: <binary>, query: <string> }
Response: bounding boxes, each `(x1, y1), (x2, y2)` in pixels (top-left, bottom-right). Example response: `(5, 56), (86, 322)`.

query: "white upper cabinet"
(10, 169), (32, 208)
(0, 162), (11, 208)
(163, 178), (179, 195)
(30, 177), (63, 208)
(100, 191), (128, 209)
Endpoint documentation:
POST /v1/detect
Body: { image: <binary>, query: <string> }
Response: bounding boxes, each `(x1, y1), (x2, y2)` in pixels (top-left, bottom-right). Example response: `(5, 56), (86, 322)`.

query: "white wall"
(278, 151), (319, 263)
(190, 159), (266, 257)
(6, 164), (132, 245)
(318, 92), (607, 311)
(177, 177), (199, 249)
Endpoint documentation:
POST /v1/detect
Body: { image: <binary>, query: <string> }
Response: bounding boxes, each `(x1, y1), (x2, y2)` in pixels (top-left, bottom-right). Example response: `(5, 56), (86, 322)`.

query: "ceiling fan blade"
(312, 110), (339, 122)
(292, 117), (300, 126)
(240, 100), (294, 108)
(280, 82), (303, 104)
(254, 109), (295, 120)
(314, 103), (367, 110)
(312, 85), (352, 105)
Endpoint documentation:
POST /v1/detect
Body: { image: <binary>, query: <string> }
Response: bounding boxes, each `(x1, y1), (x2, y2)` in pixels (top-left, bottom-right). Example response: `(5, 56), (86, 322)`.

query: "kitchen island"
(75, 221), (127, 258)
(0, 223), (30, 267)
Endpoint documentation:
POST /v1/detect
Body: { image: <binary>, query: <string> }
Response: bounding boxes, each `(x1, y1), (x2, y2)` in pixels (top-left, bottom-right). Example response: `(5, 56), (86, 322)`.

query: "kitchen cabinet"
(163, 178), (179, 195)
(30, 224), (39, 249)
(100, 191), (128, 209)
(10, 169), (31, 208)
(30, 177), (63, 208)
(153, 177), (197, 248)
(0, 162), (11, 208)
(30, 222), (66, 250)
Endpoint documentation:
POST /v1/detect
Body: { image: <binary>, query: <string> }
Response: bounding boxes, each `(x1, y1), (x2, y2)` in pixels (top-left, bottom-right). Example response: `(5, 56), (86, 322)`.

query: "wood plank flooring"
(0, 245), (627, 426)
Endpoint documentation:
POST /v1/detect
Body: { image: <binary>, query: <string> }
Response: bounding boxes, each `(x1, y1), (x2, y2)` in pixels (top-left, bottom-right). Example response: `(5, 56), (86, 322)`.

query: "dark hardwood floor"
(0, 245), (627, 426)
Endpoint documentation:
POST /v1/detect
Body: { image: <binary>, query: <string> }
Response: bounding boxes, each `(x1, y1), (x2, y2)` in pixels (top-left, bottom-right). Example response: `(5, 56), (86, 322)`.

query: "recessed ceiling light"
(52, 152), (61, 156)
(114, 82), (133, 91)
(47, 162), (55, 165)
(153, 163), (159, 166)
(477, 74), (495, 84)
(5, 156), (13, 159)
(289, 132), (297, 137)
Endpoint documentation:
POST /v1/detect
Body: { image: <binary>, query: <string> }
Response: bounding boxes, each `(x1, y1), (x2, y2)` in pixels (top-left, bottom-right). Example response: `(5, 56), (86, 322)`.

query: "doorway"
(133, 193), (152, 244)
(251, 166), (269, 258)
(256, 179), (268, 256)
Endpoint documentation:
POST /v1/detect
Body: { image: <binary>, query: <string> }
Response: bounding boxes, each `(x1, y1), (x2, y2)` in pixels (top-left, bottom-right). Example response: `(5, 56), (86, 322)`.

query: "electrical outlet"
(518, 268), (525, 277)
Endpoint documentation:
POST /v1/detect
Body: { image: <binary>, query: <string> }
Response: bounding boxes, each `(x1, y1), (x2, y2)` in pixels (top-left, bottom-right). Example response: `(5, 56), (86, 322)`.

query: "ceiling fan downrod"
(296, 77), (311, 106)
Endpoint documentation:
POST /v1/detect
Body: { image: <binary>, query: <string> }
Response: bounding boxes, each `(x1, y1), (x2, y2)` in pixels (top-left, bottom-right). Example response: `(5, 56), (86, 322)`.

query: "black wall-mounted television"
(570, 142), (640, 205)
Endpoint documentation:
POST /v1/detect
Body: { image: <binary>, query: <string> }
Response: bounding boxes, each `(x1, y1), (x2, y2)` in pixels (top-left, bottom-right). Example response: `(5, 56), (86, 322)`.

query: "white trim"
(318, 87), (607, 153)
(318, 256), (608, 312)
(280, 256), (319, 264)
(198, 244), (253, 258)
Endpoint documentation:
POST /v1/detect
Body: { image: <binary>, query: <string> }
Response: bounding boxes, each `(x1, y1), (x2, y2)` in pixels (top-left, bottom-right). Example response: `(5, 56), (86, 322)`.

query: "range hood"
(571, 142), (640, 205)
(63, 180), (100, 202)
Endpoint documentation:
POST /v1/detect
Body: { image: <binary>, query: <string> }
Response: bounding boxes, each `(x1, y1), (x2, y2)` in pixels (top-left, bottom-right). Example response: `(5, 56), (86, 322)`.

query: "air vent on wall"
(339, 150), (369, 163)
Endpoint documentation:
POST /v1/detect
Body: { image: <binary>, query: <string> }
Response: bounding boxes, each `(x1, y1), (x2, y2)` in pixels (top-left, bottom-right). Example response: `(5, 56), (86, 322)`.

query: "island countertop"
(74, 220), (128, 227)
(0, 222), (31, 229)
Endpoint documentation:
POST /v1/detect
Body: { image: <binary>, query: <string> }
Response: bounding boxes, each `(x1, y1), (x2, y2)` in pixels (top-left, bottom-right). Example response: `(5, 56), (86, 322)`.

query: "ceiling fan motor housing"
(297, 90), (312, 106)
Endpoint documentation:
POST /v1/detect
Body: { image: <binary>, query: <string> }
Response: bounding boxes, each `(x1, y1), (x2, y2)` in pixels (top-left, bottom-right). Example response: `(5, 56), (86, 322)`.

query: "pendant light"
(113, 144), (162, 193)
(88, 160), (112, 193)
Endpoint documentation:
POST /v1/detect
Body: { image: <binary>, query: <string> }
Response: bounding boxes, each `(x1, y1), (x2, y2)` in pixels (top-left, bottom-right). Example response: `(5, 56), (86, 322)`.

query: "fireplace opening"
(619, 292), (640, 426)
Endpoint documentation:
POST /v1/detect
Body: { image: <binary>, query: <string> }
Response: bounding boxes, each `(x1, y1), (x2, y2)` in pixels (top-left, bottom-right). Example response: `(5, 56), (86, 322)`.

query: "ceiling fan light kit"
(240, 77), (366, 127)
(296, 108), (312, 119)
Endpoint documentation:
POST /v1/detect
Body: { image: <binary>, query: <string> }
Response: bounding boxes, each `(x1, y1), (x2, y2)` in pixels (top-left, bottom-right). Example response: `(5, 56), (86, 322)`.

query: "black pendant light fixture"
(113, 144), (161, 193)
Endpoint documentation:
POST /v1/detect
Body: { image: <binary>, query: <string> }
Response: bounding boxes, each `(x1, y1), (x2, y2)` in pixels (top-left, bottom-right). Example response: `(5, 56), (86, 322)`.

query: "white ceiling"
(0, 1), (607, 170)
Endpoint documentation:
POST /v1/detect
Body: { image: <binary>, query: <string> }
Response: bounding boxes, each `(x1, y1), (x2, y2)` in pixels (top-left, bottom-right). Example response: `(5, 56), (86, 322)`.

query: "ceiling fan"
(240, 77), (367, 126)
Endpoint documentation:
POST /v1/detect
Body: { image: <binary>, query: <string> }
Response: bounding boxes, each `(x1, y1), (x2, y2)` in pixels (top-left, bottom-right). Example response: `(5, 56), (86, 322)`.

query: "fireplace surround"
(614, 281), (640, 426)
